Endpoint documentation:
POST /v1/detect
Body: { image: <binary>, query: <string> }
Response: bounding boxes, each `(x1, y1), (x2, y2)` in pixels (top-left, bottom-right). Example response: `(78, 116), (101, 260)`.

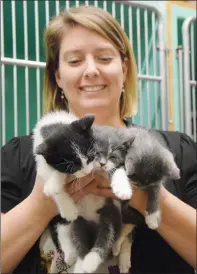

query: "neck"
(70, 107), (126, 128)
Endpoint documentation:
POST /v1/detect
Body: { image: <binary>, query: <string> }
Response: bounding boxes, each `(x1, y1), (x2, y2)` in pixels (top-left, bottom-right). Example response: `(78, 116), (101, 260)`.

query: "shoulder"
(157, 130), (197, 208)
(156, 130), (196, 162)
(1, 134), (36, 211)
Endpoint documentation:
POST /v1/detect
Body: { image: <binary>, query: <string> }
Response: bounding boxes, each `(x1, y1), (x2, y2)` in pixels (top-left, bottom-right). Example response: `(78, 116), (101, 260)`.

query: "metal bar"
(157, 13), (167, 130)
(1, 0), (5, 145)
(136, 8), (143, 125)
(144, 9), (151, 127)
(1, 57), (46, 68)
(94, 1), (98, 7)
(11, 1), (18, 137)
(23, 0), (30, 135)
(112, 1), (116, 18)
(128, 5), (133, 46)
(182, 17), (197, 137)
(120, 3), (124, 30)
(45, 0), (50, 26)
(152, 11), (158, 128)
(137, 74), (161, 81)
(178, 48), (184, 133)
(56, 1), (60, 14)
(103, 1), (107, 11)
(191, 86), (196, 140)
(35, 1), (41, 120)
(190, 23), (195, 81)
(190, 80), (197, 86)
(66, 1), (70, 9)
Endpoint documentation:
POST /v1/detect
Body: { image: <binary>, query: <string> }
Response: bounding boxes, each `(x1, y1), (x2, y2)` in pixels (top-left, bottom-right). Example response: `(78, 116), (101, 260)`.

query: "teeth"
(81, 85), (105, 92)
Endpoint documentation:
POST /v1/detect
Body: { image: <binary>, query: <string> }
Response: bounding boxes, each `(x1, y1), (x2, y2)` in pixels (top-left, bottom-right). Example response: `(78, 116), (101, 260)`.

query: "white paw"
(112, 182), (132, 200)
(145, 210), (161, 229)
(119, 252), (131, 273)
(44, 184), (61, 196)
(82, 251), (102, 273)
(60, 206), (78, 222)
(111, 168), (132, 200)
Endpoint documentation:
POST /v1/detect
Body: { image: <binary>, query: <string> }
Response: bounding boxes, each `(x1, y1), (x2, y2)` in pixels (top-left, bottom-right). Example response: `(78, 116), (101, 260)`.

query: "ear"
(71, 114), (95, 132)
(55, 70), (63, 89)
(35, 142), (48, 156)
(121, 137), (135, 151)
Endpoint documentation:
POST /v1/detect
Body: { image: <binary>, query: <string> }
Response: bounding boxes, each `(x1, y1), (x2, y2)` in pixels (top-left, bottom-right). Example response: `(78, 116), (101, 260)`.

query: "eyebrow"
(63, 47), (117, 57)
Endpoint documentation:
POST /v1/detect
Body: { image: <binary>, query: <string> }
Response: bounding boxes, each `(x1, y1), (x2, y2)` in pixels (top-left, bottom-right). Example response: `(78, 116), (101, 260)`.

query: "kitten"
(33, 111), (96, 222)
(100, 125), (180, 229)
(92, 124), (180, 271)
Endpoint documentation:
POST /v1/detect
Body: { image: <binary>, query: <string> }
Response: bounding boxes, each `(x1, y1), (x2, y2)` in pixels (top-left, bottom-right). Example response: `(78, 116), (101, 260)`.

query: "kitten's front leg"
(44, 171), (78, 222)
(110, 167), (132, 200)
(145, 183), (161, 229)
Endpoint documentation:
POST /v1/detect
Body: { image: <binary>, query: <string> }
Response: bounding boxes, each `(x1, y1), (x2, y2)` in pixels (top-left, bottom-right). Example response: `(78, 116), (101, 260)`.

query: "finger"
(91, 187), (119, 200)
(94, 173), (111, 187)
(71, 179), (98, 202)
(66, 173), (95, 194)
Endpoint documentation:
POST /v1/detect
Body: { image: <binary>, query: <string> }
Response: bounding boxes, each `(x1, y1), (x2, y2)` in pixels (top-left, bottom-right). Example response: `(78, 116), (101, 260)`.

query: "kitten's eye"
(87, 155), (94, 164)
(55, 159), (66, 166)
(109, 155), (117, 161)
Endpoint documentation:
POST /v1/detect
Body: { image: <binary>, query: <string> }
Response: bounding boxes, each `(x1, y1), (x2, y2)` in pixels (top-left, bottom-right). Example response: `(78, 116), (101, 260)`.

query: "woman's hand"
(66, 170), (149, 215)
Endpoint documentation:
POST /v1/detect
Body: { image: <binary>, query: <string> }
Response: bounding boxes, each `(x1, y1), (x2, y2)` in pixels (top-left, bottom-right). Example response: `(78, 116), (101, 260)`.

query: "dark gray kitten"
(93, 124), (180, 229)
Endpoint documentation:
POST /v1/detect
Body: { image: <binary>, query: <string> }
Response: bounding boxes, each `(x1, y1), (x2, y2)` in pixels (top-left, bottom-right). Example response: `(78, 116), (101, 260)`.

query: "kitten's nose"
(99, 162), (105, 167)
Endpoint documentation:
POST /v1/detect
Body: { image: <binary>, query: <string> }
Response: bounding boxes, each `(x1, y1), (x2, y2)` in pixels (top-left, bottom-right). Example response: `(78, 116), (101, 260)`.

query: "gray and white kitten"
(94, 124), (180, 229)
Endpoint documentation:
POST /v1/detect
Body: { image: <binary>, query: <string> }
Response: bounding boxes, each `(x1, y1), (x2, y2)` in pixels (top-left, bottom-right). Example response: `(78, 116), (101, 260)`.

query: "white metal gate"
(177, 16), (197, 141)
(1, 0), (167, 146)
(183, 16), (197, 141)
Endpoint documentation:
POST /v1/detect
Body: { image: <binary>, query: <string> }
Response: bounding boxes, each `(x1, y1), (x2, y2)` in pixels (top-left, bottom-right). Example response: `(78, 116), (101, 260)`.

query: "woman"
(1, 5), (196, 273)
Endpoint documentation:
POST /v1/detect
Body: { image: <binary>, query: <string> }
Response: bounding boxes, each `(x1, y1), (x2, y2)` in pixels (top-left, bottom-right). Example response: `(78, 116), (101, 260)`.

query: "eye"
(99, 57), (113, 63)
(68, 59), (82, 65)
(109, 155), (117, 161)
(87, 155), (94, 164)
(55, 158), (72, 167)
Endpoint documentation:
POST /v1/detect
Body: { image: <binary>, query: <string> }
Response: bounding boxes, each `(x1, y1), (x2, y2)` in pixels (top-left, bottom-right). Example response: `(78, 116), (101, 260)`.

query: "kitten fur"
(33, 111), (139, 273)
(33, 111), (179, 273)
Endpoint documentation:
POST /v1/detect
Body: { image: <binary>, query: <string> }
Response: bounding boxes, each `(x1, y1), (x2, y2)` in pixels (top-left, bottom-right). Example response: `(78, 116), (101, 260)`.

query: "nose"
(99, 162), (105, 167)
(83, 58), (99, 78)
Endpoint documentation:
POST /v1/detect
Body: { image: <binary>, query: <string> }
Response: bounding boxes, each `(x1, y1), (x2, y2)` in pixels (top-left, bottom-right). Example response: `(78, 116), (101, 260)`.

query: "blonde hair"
(43, 5), (137, 118)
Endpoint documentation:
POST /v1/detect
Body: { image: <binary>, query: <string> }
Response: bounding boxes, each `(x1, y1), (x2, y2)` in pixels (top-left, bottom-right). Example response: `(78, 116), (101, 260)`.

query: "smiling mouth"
(79, 85), (107, 92)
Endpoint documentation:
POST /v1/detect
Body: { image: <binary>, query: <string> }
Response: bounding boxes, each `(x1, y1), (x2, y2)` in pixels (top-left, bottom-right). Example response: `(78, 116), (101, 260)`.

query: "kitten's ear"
(72, 114), (95, 132)
(35, 142), (48, 156)
(121, 137), (135, 151)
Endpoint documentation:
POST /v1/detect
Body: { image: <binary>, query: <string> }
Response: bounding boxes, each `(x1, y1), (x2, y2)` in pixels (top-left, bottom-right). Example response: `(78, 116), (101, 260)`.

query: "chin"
(80, 99), (110, 110)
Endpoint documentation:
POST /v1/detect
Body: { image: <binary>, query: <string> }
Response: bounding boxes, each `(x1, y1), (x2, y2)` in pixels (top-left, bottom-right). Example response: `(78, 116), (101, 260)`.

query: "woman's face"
(55, 25), (128, 118)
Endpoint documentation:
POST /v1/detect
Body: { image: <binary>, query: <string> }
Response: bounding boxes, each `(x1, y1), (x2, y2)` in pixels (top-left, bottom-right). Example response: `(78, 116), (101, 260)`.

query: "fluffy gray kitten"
(94, 124), (180, 229)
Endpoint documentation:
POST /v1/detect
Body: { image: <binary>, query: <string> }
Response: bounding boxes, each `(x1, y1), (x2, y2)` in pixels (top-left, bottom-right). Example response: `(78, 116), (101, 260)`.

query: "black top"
(1, 130), (197, 274)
